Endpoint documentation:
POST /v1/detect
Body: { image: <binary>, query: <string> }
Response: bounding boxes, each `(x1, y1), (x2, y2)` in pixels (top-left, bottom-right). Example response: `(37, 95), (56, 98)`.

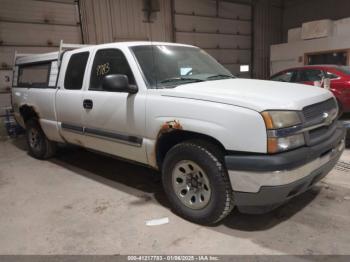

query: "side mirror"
(323, 78), (331, 90)
(102, 74), (138, 94)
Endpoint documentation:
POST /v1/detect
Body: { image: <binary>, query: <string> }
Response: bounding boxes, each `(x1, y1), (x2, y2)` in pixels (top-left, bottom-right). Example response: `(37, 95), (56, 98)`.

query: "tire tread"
(162, 140), (234, 224)
(26, 119), (56, 159)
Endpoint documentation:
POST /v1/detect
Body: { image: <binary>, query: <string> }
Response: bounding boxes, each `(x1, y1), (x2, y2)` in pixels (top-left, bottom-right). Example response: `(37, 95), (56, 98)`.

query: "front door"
(81, 48), (147, 164)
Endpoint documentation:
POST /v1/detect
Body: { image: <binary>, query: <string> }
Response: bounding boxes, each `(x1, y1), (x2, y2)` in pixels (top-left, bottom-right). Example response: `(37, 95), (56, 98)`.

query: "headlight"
(261, 111), (305, 153)
(261, 111), (301, 129)
(267, 134), (305, 154)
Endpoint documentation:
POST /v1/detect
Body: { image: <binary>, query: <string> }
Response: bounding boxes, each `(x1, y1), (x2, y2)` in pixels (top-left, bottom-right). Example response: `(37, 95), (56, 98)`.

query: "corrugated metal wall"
(173, 0), (252, 77)
(0, 0), (82, 111)
(0, 0), (287, 94)
(252, 0), (282, 79)
(0, 0), (82, 68)
(79, 0), (172, 44)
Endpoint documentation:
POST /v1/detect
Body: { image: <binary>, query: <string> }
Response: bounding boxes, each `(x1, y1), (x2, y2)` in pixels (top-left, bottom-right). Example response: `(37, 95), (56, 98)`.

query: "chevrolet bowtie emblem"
(322, 112), (332, 125)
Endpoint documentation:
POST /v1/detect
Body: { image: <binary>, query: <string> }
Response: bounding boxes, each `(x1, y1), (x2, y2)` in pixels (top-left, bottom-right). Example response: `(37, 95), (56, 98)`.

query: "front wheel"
(26, 119), (56, 159)
(162, 141), (234, 225)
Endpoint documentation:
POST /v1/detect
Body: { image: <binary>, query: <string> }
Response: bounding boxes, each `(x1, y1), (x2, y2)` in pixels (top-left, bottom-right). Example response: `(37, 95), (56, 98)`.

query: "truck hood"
(160, 78), (333, 112)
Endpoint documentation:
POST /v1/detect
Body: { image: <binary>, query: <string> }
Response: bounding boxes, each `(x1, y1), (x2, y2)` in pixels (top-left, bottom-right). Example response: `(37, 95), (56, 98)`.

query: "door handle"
(83, 99), (93, 109)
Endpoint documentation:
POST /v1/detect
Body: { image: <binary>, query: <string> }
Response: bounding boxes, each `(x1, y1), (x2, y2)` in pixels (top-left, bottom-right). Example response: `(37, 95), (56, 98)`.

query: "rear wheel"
(162, 140), (234, 225)
(26, 119), (56, 159)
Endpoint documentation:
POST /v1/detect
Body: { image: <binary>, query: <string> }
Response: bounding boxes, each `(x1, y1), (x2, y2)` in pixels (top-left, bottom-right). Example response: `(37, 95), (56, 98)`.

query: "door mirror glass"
(102, 74), (138, 94)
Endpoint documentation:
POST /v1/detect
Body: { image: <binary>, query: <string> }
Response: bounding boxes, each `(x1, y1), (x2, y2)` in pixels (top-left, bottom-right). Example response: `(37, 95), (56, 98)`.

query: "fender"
(145, 96), (268, 168)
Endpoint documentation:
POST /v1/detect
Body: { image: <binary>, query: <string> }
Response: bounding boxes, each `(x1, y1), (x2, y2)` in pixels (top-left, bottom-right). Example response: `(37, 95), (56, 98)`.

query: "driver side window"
(298, 69), (323, 82)
(89, 49), (135, 91)
(271, 70), (295, 82)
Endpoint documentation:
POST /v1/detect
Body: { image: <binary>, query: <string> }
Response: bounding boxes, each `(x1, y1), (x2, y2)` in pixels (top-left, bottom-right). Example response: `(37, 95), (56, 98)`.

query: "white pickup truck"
(12, 41), (345, 224)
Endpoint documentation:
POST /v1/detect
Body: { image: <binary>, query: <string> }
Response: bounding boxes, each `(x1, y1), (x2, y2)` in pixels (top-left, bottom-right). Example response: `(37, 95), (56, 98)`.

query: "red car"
(270, 65), (350, 114)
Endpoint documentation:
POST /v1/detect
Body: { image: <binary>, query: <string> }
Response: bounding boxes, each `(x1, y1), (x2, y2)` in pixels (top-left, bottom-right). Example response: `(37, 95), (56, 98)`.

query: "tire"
(25, 119), (56, 159)
(162, 140), (234, 225)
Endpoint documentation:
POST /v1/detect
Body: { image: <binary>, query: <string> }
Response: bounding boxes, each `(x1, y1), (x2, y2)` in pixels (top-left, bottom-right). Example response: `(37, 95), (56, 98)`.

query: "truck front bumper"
(225, 125), (346, 214)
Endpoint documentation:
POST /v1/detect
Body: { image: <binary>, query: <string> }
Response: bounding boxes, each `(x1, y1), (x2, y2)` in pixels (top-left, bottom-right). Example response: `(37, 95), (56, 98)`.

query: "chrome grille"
(308, 121), (337, 146)
(302, 98), (337, 122)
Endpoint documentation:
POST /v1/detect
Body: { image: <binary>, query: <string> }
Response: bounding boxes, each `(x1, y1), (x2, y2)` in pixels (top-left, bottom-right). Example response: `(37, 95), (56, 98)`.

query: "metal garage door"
(173, 0), (252, 78)
(79, 0), (172, 44)
(0, 0), (82, 95)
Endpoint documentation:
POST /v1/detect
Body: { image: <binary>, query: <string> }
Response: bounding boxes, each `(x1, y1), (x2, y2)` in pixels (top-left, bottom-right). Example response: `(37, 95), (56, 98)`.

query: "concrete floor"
(1, 137), (350, 255)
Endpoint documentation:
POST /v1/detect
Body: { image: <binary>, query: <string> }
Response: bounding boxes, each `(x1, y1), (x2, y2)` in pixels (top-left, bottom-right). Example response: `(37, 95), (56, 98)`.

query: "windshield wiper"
(207, 74), (235, 80)
(159, 77), (204, 84)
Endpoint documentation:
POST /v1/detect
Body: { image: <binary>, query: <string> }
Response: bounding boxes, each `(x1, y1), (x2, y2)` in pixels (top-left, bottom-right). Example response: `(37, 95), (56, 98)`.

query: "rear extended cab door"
(56, 50), (90, 145)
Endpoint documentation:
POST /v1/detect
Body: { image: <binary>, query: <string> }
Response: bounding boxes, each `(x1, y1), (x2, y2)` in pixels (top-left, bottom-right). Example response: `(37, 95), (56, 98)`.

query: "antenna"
(147, 15), (159, 89)
(144, 0), (158, 89)
(149, 25), (158, 89)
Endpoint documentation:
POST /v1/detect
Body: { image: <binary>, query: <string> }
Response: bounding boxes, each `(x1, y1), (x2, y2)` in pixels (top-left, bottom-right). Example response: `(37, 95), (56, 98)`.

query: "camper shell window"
(17, 62), (51, 88)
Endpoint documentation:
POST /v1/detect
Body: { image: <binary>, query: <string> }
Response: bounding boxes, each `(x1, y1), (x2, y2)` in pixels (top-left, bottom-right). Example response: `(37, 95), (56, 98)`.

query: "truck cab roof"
(15, 41), (195, 66)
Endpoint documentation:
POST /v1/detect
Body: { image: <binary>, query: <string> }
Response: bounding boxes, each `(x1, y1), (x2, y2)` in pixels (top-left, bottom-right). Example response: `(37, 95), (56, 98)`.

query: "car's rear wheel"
(162, 140), (234, 225)
(26, 119), (56, 159)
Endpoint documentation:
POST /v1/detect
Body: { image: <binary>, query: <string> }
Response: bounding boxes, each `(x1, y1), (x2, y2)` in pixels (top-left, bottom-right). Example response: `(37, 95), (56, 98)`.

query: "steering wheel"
(185, 69), (193, 76)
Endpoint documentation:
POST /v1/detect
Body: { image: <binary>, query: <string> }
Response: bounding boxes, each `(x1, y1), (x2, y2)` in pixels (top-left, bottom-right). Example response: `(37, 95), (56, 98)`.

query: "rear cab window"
(64, 52), (90, 90)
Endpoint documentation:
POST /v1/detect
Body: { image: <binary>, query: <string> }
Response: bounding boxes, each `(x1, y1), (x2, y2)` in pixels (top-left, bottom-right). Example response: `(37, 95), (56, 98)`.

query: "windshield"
(131, 45), (234, 88)
(337, 66), (350, 75)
